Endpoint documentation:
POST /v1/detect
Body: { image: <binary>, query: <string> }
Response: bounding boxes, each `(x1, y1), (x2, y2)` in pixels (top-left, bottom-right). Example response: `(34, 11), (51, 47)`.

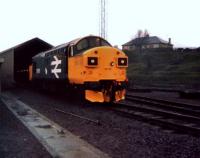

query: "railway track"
(112, 94), (200, 136)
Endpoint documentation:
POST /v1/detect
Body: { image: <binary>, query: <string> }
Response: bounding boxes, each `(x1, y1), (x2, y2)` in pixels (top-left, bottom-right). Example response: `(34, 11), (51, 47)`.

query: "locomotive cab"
(68, 36), (128, 103)
(69, 36), (111, 56)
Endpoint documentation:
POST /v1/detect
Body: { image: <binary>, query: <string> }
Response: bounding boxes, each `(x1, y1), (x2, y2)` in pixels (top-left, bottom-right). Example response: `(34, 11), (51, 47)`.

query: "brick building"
(122, 36), (173, 51)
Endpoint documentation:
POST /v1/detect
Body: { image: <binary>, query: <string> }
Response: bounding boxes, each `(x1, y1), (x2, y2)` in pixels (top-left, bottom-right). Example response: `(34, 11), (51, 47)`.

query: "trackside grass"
(125, 50), (200, 88)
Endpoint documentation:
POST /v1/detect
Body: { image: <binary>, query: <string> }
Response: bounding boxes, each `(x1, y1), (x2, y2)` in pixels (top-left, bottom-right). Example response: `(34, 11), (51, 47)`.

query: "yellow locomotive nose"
(68, 46), (128, 103)
(83, 47), (128, 82)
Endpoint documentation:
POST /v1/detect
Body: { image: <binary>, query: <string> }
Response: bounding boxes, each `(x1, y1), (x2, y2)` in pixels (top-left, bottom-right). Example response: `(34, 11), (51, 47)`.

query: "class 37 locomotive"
(29, 35), (128, 103)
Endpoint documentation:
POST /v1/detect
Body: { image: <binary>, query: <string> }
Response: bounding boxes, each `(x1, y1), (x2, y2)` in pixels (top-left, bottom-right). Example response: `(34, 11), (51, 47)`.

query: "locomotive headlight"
(118, 57), (128, 67)
(87, 57), (98, 66)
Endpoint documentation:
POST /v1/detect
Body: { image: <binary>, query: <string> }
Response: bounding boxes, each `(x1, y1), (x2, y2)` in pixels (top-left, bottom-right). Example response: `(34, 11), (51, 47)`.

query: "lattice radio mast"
(99, 0), (107, 39)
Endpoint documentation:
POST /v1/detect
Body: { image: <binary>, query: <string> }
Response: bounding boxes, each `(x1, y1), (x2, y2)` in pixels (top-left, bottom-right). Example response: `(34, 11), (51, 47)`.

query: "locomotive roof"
(33, 35), (110, 59)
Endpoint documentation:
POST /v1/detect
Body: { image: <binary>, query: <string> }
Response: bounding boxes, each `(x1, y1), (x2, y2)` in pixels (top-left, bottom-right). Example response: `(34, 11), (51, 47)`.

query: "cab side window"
(70, 46), (74, 56)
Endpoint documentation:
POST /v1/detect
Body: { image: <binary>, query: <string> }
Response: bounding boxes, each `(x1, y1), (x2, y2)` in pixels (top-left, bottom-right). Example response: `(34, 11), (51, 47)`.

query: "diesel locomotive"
(29, 35), (128, 103)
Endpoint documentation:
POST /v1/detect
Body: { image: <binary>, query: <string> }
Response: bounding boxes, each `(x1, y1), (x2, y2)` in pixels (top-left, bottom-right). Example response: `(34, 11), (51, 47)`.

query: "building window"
(153, 44), (159, 48)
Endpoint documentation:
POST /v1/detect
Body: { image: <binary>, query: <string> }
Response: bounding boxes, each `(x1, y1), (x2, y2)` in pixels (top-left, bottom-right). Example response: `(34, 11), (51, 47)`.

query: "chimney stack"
(168, 38), (171, 44)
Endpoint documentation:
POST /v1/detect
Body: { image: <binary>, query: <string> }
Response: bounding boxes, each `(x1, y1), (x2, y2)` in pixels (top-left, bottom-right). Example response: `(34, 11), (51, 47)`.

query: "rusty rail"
(55, 108), (101, 125)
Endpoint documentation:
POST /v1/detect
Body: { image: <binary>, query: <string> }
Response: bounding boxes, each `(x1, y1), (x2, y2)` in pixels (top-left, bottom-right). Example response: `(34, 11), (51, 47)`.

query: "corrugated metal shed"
(0, 38), (53, 89)
(0, 58), (4, 63)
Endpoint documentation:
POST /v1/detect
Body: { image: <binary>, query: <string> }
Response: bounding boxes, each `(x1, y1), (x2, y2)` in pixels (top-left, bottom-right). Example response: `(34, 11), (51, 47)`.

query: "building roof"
(0, 37), (53, 54)
(123, 36), (172, 46)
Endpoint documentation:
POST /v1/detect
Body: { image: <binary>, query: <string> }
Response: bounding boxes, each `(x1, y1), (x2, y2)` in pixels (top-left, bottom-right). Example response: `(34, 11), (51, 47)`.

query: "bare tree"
(136, 29), (143, 38)
(144, 29), (149, 37)
(135, 29), (150, 38)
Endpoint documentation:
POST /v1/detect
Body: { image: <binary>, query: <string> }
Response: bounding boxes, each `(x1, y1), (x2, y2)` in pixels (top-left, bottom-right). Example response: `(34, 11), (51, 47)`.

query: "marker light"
(88, 57), (98, 66)
(118, 58), (128, 67)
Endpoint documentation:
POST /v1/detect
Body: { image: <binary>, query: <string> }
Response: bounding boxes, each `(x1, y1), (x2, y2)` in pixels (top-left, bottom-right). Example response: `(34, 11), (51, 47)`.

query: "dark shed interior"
(14, 38), (53, 82)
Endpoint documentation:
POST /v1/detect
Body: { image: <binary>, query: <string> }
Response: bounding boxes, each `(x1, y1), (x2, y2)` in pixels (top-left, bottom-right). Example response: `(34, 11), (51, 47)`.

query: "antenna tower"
(99, 0), (107, 39)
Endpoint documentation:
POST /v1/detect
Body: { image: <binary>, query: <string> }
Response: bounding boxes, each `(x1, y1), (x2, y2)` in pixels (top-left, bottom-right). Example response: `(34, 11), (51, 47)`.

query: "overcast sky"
(0, 0), (200, 51)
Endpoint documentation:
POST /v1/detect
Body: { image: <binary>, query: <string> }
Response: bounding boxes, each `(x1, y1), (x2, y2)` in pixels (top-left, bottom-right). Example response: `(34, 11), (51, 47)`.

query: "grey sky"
(0, 0), (200, 51)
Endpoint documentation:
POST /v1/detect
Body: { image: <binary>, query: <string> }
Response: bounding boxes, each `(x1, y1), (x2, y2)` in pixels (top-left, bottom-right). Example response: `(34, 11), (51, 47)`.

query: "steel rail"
(126, 95), (200, 117)
(112, 105), (200, 136)
(115, 102), (200, 124)
(126, 94), (200, 110)
(55, 108), (101, 125)
(111, 96), (200, 136)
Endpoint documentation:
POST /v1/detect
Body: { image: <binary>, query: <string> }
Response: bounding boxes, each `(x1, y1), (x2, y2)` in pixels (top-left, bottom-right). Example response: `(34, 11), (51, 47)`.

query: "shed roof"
(123, 36), (172, 46)
(0, 37), (53, 54)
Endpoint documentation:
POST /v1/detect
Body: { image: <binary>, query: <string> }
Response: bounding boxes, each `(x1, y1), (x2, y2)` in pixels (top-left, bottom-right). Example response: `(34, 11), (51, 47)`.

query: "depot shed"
(0, 38), (53, 90)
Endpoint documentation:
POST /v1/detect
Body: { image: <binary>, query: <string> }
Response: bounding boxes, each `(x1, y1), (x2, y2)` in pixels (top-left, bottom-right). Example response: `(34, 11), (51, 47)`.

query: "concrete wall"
(0, 49), (15, 90)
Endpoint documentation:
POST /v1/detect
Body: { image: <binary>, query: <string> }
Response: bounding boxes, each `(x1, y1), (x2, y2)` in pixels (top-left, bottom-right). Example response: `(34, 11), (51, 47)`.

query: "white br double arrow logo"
(51, 56), (61, 79)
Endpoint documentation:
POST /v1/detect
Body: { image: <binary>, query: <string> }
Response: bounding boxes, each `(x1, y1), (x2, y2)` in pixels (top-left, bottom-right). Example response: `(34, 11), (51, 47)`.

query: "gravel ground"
(0, 100), (52, 158)
(9, 87), (200, 158)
